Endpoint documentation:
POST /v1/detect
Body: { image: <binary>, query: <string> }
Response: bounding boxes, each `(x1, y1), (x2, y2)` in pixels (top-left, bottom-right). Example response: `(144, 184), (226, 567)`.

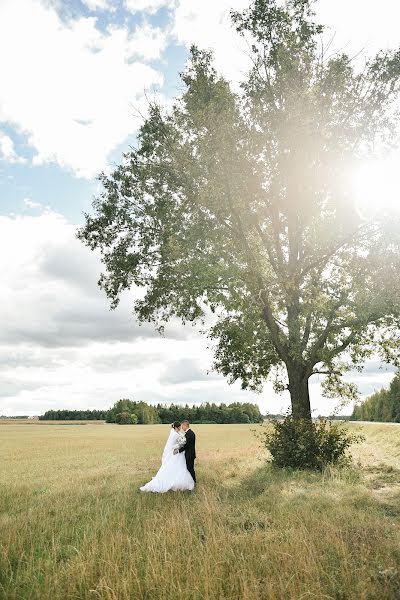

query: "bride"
(139, 422), (195, 493)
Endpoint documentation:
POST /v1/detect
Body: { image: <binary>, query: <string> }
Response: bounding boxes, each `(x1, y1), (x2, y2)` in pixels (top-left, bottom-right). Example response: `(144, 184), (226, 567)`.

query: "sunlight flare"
(352, 156), (400, 219)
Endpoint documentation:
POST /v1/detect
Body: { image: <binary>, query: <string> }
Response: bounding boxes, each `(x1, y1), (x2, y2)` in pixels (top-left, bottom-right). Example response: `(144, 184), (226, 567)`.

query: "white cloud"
(124, 0), (175, 15)
(82, 0), (115, 11)
(107, 21), (168, 61)
(0, 0), (167, 178)
(0, 210), (188, 347)
(23, 198), (43, 209)
(0, 130), (25, 163)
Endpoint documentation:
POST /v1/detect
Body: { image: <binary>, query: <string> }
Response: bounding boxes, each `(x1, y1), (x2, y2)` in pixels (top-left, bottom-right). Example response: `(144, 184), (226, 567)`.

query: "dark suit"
(179, 428), (196, 483)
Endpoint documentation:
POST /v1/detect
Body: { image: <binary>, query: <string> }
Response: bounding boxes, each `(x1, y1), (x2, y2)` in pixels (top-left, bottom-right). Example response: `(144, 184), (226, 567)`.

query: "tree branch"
(253, 219), (280, 276)
(323, 331), (358, 361)
(299, 223), (373, 282)
(310, 369), (342, 376)
(301, 310), (313, 352)
(259, 289), (288, 362)
(220, 160), (288, 363)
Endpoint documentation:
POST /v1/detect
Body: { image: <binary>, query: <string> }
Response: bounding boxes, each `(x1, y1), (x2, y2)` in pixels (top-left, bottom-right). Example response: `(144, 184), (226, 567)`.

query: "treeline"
(155, 401), (263, 424)
(0, 415), (29, 419)
(39, 409), (109, 421)
(106, 399), (263, 424)
(351, 372), (400, 422)
(39, 400), (264, 424)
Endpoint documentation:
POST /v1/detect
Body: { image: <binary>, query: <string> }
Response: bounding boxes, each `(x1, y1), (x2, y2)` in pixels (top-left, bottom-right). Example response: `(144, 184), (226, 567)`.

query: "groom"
(174, 419), (196, 484)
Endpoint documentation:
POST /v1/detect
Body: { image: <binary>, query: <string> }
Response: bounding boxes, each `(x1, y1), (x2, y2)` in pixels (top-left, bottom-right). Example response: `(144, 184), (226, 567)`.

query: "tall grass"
(1, 423), (400, 599)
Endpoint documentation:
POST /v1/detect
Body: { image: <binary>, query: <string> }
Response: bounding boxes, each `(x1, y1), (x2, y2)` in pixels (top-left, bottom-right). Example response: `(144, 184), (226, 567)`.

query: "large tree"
(78, 0), (400, 420)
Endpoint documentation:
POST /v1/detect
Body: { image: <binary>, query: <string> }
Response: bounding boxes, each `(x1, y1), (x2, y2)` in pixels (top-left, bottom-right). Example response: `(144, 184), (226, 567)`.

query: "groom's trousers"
(186, 456), (196, 484)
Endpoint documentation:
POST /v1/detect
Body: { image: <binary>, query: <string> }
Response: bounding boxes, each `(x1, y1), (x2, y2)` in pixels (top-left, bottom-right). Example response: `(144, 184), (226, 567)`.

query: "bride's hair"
(172, 421), (181, 429)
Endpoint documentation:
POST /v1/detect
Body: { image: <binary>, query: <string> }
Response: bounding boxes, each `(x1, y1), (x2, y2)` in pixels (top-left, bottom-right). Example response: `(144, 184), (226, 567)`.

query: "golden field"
(1, 421), (400, 600)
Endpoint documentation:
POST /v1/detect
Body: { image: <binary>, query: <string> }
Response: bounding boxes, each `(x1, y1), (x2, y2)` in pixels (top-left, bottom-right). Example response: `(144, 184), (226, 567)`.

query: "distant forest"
(39, 409), (109, 421)
(39, 400), (264, 424)
(351, 372), (400, 422)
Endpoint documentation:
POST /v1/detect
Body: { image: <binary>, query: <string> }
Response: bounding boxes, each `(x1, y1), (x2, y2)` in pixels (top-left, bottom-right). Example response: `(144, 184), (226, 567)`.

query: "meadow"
(1, 421), (400, 600)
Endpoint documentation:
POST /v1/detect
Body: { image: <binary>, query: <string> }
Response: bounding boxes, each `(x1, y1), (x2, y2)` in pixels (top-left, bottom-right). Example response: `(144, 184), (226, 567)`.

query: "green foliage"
(261, 415), (364, 470)
(0, 415), (29, 419)
(115, 412), (136, 425)
(39, 409), (109, 421)
(155, 401), (262, 424)
(78, 0), (400, 424)
(106, 399), (159, 424)
(352, 372), (400, 422)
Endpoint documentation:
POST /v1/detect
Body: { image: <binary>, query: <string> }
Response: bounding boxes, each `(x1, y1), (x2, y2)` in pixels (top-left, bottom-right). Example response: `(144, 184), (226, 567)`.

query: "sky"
(1, 0), (399, 417)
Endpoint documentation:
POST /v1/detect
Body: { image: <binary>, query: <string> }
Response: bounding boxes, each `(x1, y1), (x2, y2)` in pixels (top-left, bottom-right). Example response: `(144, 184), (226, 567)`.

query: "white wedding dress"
(139, 429), (195, 493)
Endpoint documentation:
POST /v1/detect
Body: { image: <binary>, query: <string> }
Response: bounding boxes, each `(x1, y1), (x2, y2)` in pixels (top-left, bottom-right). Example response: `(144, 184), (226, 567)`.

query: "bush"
(261, 415), (364, 470)
(115, 411), (138, 425)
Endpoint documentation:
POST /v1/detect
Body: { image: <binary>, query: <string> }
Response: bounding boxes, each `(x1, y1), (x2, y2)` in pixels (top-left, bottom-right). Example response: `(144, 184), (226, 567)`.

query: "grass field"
(1, 421), (400, 600)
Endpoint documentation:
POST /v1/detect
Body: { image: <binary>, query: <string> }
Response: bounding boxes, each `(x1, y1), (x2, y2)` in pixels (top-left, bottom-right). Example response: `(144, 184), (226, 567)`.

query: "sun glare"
(352, 156), (400, 220)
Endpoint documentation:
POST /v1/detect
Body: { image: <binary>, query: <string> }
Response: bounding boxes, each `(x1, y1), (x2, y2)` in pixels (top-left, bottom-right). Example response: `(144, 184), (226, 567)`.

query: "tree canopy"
(106, 399), (159, 424)
(78, 0), (400, 419)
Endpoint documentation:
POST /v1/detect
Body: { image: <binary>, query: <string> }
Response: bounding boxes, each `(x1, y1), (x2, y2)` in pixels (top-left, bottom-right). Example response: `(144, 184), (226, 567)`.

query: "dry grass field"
(1, 421), (400, 599)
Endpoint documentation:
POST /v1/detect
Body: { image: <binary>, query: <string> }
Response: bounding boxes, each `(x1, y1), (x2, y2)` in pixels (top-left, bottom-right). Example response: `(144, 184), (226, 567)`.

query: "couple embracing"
(140, 420), (196, 493)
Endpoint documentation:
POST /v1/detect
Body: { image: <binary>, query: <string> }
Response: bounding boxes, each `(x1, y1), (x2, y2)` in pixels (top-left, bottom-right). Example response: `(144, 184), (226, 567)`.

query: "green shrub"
(115, 411), (137, 425)
(261, 416), (364, 470)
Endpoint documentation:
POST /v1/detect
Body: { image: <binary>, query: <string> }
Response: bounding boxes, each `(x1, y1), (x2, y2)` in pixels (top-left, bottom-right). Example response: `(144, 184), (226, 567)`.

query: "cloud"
(357, 360), (396, 375)
(88, 351), (164, 372)
(0, 211), (188, 348)
(0, 0), (167, 178)
(124, 0), (175, 15)
(0, 378), (48, 398)
(82, 0), (115, 11)
(106, 21), (168, 61)
(0, 130), (25, 163)
(23, 198), (44, 210)
(159, 358), (220, 385)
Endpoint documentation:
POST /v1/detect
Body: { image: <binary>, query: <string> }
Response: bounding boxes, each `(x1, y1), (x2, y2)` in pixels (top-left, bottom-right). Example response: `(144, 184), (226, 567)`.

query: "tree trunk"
(287, 365), (311, 420)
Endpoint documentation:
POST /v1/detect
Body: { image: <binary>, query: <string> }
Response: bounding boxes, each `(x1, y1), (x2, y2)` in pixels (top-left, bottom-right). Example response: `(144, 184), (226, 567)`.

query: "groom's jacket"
(179, 429), (196, 459)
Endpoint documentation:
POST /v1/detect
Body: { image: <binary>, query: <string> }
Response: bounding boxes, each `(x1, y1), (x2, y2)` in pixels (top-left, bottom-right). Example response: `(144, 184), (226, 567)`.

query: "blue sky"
(1, 0), (399, 416)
